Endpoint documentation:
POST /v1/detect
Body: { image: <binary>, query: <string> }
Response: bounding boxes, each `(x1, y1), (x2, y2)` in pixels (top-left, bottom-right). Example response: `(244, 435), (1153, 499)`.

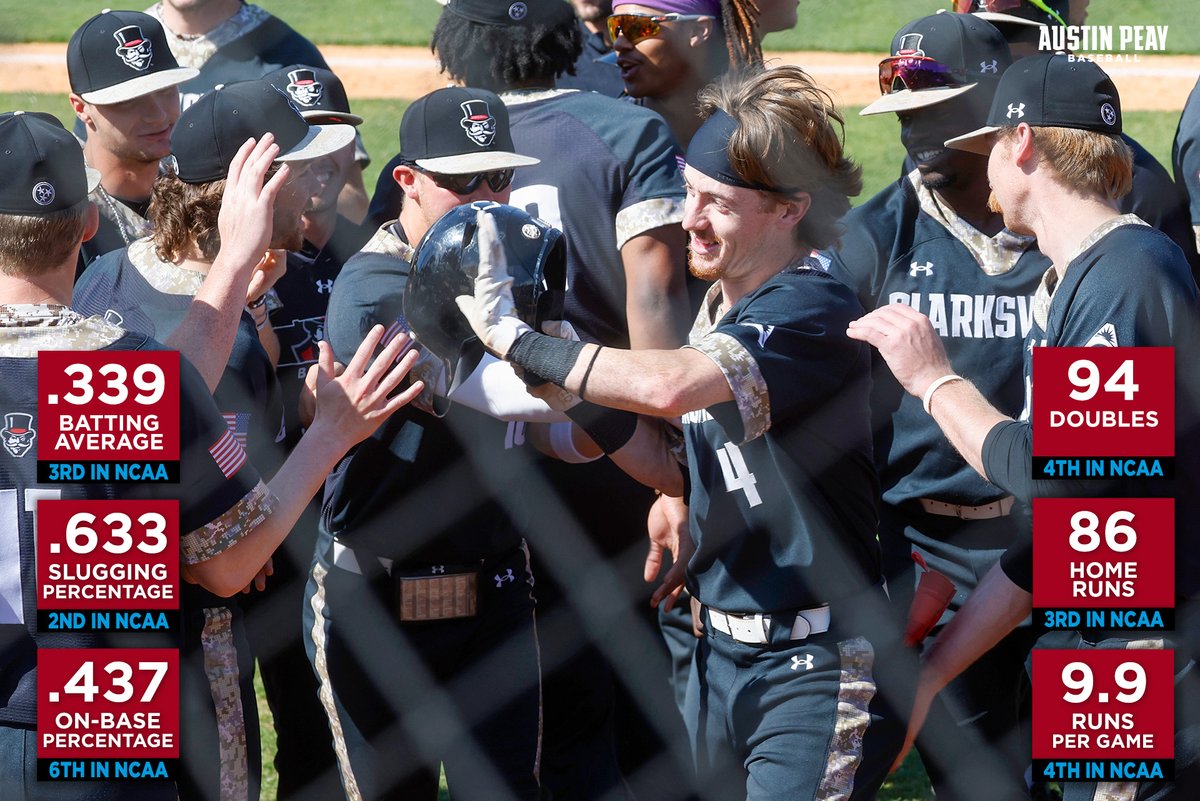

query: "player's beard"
(687, 250), (722, 283)
(987, 190), (1003, 216)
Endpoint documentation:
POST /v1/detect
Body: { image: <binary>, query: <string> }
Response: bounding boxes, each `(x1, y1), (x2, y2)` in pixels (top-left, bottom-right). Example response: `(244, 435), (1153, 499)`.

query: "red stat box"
(1032, 347), (1174, 457)
(37, 350), (180, 462)
(38, 648), (179, 760)
(1033, 649), (1174, 762)
(37, 500), (178, 611)
(1033, 498), (1174, 609)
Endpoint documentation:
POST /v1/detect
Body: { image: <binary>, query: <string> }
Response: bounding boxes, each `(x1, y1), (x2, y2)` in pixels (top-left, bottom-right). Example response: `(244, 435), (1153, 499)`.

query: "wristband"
(247, 295), (267, 309)
(508, 331), (586, 387)
(922, 374), (964, 415)
(548, 422), (602, 464)
(565, 401), (638, 454)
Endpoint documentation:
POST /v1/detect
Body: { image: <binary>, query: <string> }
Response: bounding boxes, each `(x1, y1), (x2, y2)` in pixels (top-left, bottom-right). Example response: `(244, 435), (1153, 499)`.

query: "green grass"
(0, 91), (1180, 210)
(1, 0), (1196, 51)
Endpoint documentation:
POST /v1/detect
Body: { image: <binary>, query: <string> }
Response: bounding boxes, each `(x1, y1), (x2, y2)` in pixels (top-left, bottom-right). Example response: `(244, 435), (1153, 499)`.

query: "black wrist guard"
(566, 401), (638, 454)
(508, 331), (586, 387)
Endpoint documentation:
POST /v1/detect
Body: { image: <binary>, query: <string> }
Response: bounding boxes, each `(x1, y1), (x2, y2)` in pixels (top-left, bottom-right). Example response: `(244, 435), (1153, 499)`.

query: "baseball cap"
(0, 112), (101, 215)
(400, 87), (539, 174)
(946, 54), (1122, 154)
(262, 64), (364, 126)
(170, 80), (357, 184)
(955, 0), (1068, 29)
(443, 0), (565, 25)
(67, 10), (199, 105)
(861, 11), (1012, 116)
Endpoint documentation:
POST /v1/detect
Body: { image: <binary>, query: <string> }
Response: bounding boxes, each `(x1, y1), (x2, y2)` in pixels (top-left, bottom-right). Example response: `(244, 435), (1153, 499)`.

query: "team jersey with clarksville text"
(824, 173), (1049, 508)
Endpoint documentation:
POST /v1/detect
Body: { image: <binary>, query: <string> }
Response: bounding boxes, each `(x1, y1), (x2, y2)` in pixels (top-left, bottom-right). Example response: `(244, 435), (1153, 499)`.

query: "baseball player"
(956, 0), (1198, 278)
(67, 10), (198, 272)
(456, 64), (905, 800)
(135, 0), (371, 222)
(429, 3), (699, 797)
(821, 13), (1047, 800)
(1173, 77), (1200, 267)
(611, 0), (762, 148)
(305, 89), (550, 800)
(850, 52), (1200, 801)
(224, 63), (374, 801)
(556, 0), (624, 96)
(0, 110), (421, 801)
(71, 80), (354, 801)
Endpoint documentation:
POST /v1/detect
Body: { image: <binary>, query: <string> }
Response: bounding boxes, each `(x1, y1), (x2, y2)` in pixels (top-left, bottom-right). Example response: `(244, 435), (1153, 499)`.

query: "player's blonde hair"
(698, 65), (862, 251)
(0, 202), (90, 276)
(998, 125), (1133, 201)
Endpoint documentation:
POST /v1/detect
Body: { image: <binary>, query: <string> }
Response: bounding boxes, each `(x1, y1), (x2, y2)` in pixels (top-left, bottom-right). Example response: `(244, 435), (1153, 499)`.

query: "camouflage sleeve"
(179, 480), (278, 565)
(684, 332), (771, 444)
(614, 197), (685, 250)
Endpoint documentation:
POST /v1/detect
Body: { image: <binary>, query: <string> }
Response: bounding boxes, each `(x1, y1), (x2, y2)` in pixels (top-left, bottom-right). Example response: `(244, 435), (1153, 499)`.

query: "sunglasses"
(606, 13), (713, 46)
(878, 55), (968, 95)
(951, 0), (1067, 27)
(409, 164), (515, 195)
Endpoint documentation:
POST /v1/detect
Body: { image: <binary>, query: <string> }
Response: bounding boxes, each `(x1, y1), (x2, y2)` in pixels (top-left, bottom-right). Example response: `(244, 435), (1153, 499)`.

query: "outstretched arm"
(846, 303), (1009, 478)
(184, 326), (424, 596)
(169, 135), (290, 391)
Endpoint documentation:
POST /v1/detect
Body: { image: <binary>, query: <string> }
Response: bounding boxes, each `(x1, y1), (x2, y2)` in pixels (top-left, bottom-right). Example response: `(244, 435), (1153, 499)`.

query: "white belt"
(331, 541), (393, 575)
(918, 496), (1015, 520)
(705, 605), (830, 645)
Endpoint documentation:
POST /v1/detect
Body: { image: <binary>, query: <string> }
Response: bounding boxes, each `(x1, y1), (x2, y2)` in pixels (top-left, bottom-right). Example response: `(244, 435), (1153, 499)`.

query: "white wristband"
(548, 421), (602, 464)
(922, 374), (964, 415)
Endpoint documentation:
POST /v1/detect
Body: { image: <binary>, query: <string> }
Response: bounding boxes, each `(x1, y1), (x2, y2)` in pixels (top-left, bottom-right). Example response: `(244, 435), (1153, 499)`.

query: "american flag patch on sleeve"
(208, 428), (247, 479)
(221, 412), (251, 448)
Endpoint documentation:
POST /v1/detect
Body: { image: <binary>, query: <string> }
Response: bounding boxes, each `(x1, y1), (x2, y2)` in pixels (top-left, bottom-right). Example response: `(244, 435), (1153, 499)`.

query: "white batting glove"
(454, 209), (532, 359)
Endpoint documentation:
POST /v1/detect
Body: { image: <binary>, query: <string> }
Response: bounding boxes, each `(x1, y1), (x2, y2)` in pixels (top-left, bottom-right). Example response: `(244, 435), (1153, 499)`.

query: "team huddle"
(1, 0), (1198, 800)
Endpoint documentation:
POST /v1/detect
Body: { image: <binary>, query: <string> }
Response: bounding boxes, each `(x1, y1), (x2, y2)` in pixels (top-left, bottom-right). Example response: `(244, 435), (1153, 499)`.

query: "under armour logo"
(743, 323), (775, 349)
(431, 565), (445, 574)
(909, 261), (933, 277)
(980, 59), (999, 74)
(315, 279), (334, 294)
(790, 654), (814, 671)
(1007, 103), (1026, 119)
(494, 569), (515, 587)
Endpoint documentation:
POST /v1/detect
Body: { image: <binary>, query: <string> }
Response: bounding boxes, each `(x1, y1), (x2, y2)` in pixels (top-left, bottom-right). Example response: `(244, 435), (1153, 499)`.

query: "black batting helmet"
(404, 201), (567, 387)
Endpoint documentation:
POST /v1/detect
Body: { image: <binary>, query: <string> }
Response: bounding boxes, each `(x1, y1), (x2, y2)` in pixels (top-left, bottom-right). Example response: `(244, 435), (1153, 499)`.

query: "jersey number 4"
(716, 442), (762, 507)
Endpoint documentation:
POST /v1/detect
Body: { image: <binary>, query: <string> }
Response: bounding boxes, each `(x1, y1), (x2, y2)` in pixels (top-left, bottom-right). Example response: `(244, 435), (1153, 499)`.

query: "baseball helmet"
(405, 201), (567, 386)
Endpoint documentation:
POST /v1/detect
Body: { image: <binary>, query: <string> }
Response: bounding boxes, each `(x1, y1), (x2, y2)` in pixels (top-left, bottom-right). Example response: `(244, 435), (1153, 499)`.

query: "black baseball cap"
(262, 64), (364, 126)
(0, 112), (100, 215)
(443, 0), (565, 25)
(400, 87), (539, 174)
(946, 54), (1122, 154)
(67, 10), (198, 105)
(170, 80), (357, 184)
(861, 11), (1012, 116)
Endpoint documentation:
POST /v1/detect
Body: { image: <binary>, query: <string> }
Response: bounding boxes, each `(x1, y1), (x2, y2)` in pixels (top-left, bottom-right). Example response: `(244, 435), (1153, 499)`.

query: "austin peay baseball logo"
(113, 25), (153, 71)
(1, 413), (36, 458)
(460, 100), (497, 147)
(285, 68), (323, 108)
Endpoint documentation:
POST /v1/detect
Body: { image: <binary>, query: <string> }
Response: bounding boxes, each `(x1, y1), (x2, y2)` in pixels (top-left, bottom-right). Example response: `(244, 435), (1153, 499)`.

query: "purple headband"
(613, 0), (722, 17)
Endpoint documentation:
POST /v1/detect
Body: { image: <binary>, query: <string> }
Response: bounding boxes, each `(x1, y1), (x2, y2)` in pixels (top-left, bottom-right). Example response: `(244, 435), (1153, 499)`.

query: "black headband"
(686, 110), (792, 193)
